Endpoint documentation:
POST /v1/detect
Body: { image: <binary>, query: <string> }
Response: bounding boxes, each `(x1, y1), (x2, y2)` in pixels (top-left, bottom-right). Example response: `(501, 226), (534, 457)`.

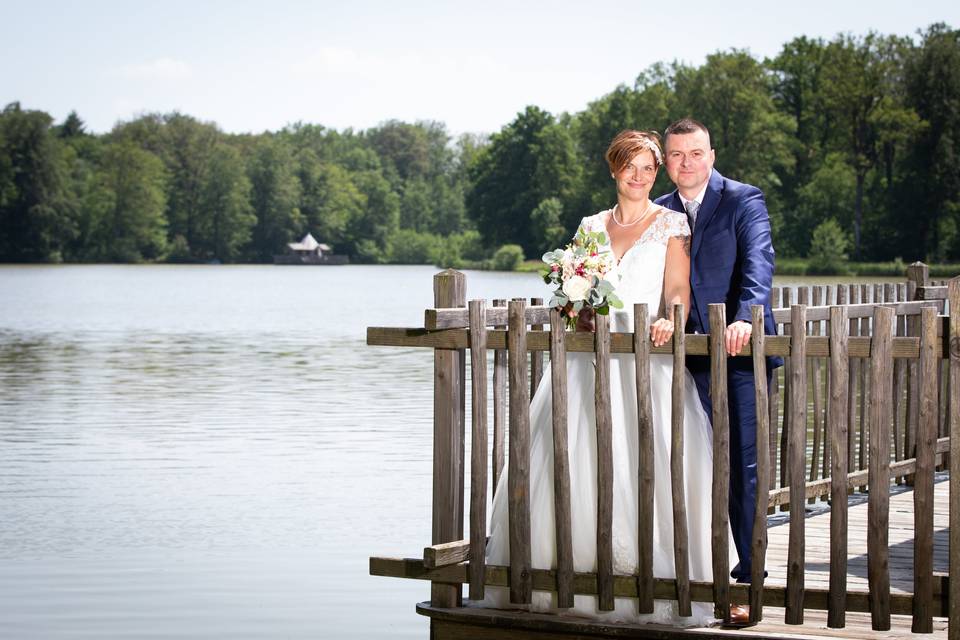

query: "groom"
(655, 118), (780, 625)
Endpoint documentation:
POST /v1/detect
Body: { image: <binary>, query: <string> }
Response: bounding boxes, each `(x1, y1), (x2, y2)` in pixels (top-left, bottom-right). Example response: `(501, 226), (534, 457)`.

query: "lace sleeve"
(576, 212), (606, 237)
(664, 210), (690, 238)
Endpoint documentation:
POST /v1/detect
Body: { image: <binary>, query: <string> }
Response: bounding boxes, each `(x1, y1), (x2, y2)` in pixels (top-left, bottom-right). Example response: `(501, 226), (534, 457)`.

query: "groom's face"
(664, 129), (715, 197)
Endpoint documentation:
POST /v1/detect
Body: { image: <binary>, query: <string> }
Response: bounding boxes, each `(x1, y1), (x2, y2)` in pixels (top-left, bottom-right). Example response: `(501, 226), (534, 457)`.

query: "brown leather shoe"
(725, 604), (756, 628)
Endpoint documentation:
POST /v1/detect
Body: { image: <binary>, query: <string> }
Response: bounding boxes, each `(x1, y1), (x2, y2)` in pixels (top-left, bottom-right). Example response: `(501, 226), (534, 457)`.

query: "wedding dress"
(480, 208), (730, 626)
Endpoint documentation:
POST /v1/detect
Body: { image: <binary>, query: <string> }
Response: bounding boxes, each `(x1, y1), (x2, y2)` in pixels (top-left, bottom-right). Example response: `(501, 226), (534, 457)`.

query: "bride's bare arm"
(650, 235), (691, 346)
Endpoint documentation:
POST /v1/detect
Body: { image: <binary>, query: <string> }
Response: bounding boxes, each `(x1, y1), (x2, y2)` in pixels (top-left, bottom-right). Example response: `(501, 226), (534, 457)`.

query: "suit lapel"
(690, 170), (724, 260)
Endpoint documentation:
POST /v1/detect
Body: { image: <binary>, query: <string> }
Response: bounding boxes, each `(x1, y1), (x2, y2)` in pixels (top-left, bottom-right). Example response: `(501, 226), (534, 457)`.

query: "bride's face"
(615, 150), (657, 202)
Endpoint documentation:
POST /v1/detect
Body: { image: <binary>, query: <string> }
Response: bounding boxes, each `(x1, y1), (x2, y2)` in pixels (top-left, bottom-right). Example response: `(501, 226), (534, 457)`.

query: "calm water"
(0, 265), (551, 640)
(0, 265), (898, 639)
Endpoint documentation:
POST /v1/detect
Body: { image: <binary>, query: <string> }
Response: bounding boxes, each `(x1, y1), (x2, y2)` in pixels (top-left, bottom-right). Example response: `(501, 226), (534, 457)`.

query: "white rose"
(562, 275), (592, 302)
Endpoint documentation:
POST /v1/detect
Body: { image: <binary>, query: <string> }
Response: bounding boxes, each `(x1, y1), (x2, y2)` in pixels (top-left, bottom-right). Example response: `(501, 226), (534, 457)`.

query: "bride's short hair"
(605, 130), (663, 174)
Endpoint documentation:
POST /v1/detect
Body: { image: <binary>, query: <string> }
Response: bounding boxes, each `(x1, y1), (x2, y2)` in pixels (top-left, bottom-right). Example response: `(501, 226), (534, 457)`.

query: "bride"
(480, 130), (728, 626)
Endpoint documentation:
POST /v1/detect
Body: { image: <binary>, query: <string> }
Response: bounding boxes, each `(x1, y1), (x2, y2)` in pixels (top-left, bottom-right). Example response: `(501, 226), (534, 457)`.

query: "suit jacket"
(655, 169), (782, 371)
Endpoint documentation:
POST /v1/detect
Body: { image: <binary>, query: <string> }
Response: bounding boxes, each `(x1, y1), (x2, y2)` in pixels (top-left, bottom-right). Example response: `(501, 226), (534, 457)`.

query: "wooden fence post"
(634, 304), (655, 614)
(749, 305), (769, 624)
(912, 306), (938, 632)
(492, 299), (507, 493)
(947, 277), (959, 640)
(867, 305), (894, 631)
(786, 304), (807, 625)
(671, 303), (692, 617)
(507, 299), (532, 604)
(595, 313), (614, 611)
(549, 309), (574, 608)
(708, 304), (731, 622)
(467, 300), (488, 602)
(432, 269), (466, 608)
(827, 306), (849, 628)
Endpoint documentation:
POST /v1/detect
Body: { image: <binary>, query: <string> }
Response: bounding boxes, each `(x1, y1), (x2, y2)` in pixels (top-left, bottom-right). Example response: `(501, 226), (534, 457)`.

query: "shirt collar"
(678, 182), (709, 210)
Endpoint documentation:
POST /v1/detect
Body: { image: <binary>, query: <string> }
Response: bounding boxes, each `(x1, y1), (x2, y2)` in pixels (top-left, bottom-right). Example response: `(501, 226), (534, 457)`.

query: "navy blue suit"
(655, 169), (780, 583)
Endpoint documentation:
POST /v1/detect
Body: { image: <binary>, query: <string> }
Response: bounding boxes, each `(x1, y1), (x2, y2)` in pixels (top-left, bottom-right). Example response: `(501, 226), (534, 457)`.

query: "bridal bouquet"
(541, 228), (622, 330)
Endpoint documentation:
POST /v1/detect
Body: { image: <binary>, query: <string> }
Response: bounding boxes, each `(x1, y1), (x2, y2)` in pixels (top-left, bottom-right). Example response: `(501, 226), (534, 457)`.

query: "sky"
(2, 0), (958, 137)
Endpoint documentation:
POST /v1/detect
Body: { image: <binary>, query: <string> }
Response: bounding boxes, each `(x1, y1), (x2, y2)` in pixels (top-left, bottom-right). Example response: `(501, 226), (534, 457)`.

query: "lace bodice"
(578, 208), (690, 325)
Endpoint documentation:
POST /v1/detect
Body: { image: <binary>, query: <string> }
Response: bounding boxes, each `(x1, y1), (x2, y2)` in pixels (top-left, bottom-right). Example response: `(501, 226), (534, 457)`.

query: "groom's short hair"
(664, 118), (711, 142)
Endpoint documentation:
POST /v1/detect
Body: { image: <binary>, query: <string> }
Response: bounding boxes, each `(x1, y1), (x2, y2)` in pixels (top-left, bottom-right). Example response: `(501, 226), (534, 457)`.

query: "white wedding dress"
(480, 208), (730, 626)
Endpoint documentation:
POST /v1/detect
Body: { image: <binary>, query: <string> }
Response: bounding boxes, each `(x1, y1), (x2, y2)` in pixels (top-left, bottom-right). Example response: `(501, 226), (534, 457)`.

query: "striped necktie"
(684, 199), (700, 231)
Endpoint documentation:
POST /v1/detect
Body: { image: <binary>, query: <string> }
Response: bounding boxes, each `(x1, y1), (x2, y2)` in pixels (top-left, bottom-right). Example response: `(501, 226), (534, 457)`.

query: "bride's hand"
(649, 318), (674, 347)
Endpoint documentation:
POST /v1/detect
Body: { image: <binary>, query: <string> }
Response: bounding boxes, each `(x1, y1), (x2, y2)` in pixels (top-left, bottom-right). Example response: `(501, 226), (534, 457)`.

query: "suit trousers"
(690, 363), (772, 583)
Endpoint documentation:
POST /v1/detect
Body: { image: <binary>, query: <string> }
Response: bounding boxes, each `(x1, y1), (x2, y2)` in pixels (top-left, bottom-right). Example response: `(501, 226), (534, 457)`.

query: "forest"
(1, 24), (957, 272)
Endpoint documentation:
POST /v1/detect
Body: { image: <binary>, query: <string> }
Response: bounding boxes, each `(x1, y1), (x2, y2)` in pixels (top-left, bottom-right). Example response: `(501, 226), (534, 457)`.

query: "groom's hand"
(725, 320), (752, 356)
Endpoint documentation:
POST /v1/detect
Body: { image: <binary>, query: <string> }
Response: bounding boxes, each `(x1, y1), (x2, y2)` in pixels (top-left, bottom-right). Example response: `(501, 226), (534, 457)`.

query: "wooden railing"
(367, 266), (959, 637)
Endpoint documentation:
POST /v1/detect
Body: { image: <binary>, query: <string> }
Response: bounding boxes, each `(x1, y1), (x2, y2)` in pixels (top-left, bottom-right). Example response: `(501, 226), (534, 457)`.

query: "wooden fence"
(367, 265), (959, 637)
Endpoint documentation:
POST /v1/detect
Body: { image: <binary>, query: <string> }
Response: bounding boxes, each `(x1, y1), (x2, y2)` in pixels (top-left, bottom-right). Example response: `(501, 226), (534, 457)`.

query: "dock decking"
(413, 478), (950, 639)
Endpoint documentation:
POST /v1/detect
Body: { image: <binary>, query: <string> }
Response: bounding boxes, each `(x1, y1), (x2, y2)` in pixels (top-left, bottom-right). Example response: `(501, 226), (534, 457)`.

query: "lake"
(0, 265), (899, 639)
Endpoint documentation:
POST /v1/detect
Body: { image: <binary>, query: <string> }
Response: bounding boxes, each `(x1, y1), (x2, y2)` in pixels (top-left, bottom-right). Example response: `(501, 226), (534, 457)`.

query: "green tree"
(768, 37), (829, 207)
(0, 102), (74, 261)
(807, 218), (849, 274)
(296, 149), (365, 251)
(195, 144), (255, 261)
(86, 140), (168, 262)
(819, 32), (921, 258)
(530, 197), (568, 251)
(467, 106), (568, 256)
(344, 170), (399, 262)
(246, 136), (304, 262)
(902, 24), (960, 261)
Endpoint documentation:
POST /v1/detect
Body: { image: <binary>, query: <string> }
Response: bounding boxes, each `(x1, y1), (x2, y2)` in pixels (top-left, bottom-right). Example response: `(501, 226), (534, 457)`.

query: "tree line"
(1, 23), (957, 267)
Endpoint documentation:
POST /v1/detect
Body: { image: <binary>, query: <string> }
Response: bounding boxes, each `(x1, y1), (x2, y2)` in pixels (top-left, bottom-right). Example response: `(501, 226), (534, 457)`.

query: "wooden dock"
(368, 266), (959, 639)
(389, 477), (950, 639)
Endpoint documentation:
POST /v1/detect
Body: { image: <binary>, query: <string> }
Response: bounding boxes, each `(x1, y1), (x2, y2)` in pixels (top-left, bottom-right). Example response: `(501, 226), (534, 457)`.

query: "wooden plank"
(858, 285), (870, 491)
(916, 285), (948, 301)
(468, 300), (488, 601)
(368, 327), (942, 359)
(906, 276), (923, 483)
(633, 304), (655, 613)
(771, 299), (938, 323)
(821, 285), (834, 484)
(810, 286), (823, 502)
(766, 437), (951, 507)
(827, 306), (849, 628)
(594, 313), (614, 611)
(369, 557), (945, 616)
(425, 539), (471, 569)
(492, 300), (507, 493)
(913, 306), (938, 632)
(769, 288), (782, 493)
(430, 297), (948, 330)
(847, 285), (860, 480)
(670, 303), (691, 617)
(867, 305), (893, 630)
(709, 304), (731, 622)
(507, 299), (532, 604)
(892, 287), (905, 482)
(750, 305), (770, 624)
(548, 309), (573, 609)
(432, 270), (466, 608)
(530, 298), (544, 399)
(780, 288), (793, 505)
(426, 304), (553, 330)
(786, 304), (807, 624)
(948, 277), (960, 640)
